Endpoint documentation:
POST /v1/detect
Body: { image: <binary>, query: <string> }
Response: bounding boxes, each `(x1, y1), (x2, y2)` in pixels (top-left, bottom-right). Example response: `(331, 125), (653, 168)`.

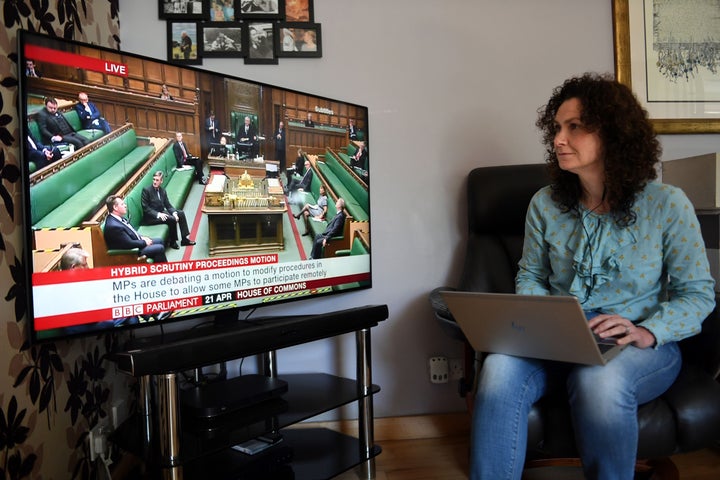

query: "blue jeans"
(469, 342), (681, 480)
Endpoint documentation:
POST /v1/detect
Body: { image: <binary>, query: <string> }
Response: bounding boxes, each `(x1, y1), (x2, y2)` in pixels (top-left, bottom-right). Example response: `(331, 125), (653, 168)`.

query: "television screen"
(18, 31), (371, 343)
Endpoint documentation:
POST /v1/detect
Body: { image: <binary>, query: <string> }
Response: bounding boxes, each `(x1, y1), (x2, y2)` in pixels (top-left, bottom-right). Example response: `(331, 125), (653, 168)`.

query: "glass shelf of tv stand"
(183, 427), (381, 479)
(112, 373), (380, 479)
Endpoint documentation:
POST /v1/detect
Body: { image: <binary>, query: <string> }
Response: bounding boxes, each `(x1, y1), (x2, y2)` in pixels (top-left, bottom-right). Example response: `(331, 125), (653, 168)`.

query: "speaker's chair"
(429, 164), (720, 477)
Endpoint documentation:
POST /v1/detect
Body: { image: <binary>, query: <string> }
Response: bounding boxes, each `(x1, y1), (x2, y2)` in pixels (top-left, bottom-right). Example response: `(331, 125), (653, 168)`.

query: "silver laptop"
(440, 291), (626, 365)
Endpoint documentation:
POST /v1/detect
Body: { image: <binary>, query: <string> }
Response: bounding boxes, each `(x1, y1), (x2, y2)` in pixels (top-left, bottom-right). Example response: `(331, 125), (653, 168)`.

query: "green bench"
(31, 127), (155, 229)
(334, 232), (371, 290)
(336, 232), (370, 257)
(324, 150), (368, 213)
(315, 153), (369, 223)
(29, 108), (107, 144)
(27, 109), (108, 173)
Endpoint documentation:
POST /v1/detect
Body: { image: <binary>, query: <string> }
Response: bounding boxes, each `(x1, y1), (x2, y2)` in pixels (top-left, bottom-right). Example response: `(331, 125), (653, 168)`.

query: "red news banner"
(32, 254), (370, 330)
(25, 44), (129, 77)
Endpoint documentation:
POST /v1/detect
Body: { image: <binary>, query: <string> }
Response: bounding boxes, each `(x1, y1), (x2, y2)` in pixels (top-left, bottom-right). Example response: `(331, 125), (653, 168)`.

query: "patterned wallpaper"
(0, 2), (128, 479)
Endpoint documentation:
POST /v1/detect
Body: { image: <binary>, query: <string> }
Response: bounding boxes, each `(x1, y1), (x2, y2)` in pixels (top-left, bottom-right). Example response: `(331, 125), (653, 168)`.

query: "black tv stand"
(110, 304), (388, 479)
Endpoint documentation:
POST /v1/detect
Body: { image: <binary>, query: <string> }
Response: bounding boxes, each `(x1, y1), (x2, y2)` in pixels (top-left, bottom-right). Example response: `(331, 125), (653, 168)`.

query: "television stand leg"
(157, 373), (181, 469)
(357, 328), (376, 479)
(139, 375), (153, 451)
(262, 349), (278, 377)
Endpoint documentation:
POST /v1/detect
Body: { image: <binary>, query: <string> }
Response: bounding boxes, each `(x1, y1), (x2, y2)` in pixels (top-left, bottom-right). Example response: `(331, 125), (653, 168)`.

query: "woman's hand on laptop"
(588, 313), (657, 349)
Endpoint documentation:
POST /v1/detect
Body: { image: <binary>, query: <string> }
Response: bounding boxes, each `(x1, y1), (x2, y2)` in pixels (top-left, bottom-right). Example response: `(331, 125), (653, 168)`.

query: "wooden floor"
(322, 413), (720, 480)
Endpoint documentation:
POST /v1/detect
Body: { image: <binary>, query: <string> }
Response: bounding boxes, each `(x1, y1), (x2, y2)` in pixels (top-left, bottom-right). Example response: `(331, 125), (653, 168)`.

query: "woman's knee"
(477, 354), (547, 400)
(567, 365), (631, 410)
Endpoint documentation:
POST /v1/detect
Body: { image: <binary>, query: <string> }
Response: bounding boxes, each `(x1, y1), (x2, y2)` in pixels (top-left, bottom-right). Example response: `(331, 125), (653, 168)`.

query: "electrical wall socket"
(448, 358), (464, 381)
(429, 356), (449, 384)
(88, 424), (108, 461)
(111, 399), (128, 429)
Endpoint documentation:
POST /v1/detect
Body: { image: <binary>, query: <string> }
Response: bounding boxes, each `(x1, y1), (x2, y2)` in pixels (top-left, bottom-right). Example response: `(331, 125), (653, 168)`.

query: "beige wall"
(121, 0), (720, 420)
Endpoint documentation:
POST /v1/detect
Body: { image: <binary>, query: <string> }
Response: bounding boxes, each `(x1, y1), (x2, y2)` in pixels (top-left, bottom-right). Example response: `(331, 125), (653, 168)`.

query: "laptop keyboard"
(593, 332), (619, 353)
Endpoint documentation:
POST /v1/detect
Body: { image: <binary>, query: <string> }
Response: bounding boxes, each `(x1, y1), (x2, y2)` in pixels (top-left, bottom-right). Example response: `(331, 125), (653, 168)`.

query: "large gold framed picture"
(613, 0), (720, 133)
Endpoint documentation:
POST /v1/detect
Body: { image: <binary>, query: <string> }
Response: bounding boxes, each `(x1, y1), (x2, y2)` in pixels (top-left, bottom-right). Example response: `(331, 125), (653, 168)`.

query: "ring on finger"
(625, 326), (631, 335)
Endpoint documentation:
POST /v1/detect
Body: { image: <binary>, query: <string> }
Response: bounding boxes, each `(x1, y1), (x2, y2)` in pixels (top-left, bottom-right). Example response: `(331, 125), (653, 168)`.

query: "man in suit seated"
(236, 115), (258, 157)
(103, 195), (167, 263)
(141, 171), (196, 250)
(173, 132), (206, 185)
(285, 159), (313, 197)
(309, 198), (346, 260)
(26, 133), (61, 170)
(75, 92), (111, 134)
(36, 96), (90, 150)
(350, 142), (369, 170)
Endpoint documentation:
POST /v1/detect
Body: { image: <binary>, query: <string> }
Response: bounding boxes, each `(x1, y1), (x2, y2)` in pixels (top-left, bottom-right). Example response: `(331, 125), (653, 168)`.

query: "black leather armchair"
(429, 164), (720, 475)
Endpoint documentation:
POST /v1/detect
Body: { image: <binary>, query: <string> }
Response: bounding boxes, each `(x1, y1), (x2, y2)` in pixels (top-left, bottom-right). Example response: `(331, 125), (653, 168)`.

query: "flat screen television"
(18, 30), (371, 343)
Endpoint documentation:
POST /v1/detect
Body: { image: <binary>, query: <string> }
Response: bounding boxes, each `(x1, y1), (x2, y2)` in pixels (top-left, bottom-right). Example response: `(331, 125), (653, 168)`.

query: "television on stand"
(17, 30), (373, 350)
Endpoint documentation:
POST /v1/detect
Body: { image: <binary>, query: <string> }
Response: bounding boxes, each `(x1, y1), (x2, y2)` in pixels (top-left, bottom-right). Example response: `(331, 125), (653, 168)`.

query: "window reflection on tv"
(18, 31), (371, 343)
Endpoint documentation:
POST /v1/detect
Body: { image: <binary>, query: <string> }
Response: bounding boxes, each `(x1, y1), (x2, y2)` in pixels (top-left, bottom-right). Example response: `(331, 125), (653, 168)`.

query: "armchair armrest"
(429, 286), (467, 342)
(429, 286), (458, 322)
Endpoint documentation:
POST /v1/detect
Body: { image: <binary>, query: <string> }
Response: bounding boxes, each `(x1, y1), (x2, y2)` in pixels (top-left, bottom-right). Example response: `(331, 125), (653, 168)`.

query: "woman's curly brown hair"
(536, 73), (661, 227)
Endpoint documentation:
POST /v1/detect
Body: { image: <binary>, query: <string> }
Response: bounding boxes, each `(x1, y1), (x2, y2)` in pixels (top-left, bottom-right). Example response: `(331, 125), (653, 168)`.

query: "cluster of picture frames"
(160, 0), (321, 65)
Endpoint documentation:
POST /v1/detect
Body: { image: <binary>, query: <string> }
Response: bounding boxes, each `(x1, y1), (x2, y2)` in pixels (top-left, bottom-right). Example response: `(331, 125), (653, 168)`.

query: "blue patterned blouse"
(516, 182), (715, 346)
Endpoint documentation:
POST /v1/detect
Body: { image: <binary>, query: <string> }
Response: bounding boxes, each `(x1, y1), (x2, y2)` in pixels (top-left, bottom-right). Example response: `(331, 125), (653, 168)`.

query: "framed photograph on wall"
(167, 21), (202, 64)
(239, 0), (285, 20)
(244, 22), (278, 64)
(201, 22), (246, 57)
(209, 0), (238, 21)
(285, 0), (313, 22)
(613, 0), (720, 133)
(275, 23), (321, 58)
(159, 0), (210, 20)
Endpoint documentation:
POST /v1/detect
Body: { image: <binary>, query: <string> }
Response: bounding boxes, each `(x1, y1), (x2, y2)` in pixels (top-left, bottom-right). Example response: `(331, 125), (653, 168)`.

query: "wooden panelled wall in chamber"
(27, 43), (202, 153)
(269, 88), (367, 169)
(281, 90), (366, 132)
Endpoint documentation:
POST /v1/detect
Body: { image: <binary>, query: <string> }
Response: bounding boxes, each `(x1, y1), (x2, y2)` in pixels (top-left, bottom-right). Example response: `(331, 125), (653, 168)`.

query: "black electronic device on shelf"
(181, 374), (288, 419)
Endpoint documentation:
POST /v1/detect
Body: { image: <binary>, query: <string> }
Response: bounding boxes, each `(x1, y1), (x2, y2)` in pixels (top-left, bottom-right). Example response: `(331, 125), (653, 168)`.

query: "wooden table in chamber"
(207, 155), (279, 178)
(203, 205), (286, 256)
